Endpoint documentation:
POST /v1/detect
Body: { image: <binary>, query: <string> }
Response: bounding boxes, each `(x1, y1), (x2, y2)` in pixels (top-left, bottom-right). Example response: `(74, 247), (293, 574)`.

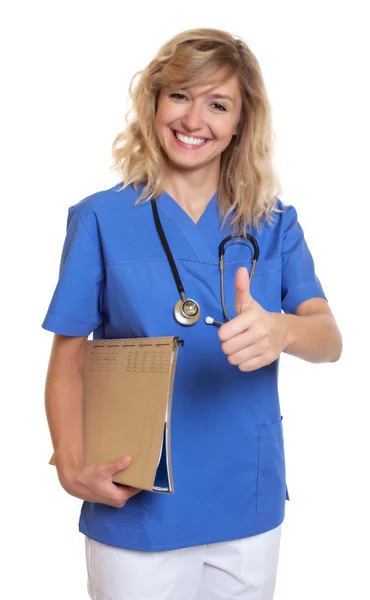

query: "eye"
(169, 93), (188, 101)
(211, 103), (227, 112)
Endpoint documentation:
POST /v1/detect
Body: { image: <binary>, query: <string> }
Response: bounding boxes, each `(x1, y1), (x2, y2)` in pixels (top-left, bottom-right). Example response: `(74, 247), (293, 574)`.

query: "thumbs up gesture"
(218, 267), (287, 372)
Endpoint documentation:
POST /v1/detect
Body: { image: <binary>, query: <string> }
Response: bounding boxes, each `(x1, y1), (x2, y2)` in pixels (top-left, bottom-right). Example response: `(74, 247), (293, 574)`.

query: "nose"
(181, 101), (204, 132)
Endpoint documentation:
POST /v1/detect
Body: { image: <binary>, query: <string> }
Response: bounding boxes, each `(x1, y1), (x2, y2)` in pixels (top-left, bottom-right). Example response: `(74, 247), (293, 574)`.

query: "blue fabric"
(42, 183), (326, 551)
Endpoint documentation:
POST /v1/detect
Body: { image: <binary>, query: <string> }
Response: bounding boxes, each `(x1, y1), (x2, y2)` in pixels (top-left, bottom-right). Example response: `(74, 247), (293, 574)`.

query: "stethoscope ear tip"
(205, 316), (223, 327)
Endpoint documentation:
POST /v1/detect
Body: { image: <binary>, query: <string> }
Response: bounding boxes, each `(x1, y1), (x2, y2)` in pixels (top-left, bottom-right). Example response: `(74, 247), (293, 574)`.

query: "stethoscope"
(151, 199), (260, 327)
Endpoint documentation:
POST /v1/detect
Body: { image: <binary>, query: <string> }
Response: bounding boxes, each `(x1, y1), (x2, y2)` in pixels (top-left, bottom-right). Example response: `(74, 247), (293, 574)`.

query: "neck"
(164, 160), (220, 221)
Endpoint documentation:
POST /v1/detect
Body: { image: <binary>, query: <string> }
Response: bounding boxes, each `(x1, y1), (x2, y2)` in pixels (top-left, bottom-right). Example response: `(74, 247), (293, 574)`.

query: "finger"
(126, 486), (142, 498)
(227, 345), (261, 367)
(113, 483), (141, 497)
(238, 354), (275, 372)
(102, 456), (132, 478)
(234, 267), (253, 315)
(218, 310), (254, 342)
(221, 328), (263, 356)
(110, 485), (142, 508)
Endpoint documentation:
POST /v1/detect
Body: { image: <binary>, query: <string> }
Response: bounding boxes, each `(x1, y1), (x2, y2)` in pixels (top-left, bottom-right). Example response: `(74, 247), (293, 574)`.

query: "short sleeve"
(42, 206), (104, 336)
(281, 205), (327, 314)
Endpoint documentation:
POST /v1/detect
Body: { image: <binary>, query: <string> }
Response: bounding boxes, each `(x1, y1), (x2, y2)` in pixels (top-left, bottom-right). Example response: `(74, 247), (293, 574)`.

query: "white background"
(2, 1), (369, 598)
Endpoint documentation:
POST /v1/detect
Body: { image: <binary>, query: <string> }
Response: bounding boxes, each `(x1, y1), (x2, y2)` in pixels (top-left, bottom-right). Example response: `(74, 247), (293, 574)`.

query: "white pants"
(85, 524), (282, 600)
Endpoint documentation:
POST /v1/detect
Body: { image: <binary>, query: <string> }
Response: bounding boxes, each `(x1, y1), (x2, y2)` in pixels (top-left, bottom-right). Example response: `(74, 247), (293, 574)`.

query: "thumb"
(104, 455), (132, 477)
(234, 267), (253, 314)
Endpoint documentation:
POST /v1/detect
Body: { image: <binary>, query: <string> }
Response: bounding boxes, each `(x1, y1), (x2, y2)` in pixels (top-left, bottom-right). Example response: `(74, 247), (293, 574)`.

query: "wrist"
(57, 465), (84, 494)
(54, 450), (83, 483)
(274, 312), (295, 352)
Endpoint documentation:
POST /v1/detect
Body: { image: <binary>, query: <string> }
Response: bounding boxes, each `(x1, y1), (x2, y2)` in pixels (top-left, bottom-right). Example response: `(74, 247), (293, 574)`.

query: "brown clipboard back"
(49, 336), (182, 493)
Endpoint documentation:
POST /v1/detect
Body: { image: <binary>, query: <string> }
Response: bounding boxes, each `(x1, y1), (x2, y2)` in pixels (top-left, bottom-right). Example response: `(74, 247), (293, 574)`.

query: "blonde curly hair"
(111, 28), (282, 233)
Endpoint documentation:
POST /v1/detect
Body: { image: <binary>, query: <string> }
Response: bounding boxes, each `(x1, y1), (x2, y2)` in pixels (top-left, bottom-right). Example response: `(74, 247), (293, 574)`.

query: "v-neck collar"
(155, 189), (222, 264)
(159, 189), (219, 226)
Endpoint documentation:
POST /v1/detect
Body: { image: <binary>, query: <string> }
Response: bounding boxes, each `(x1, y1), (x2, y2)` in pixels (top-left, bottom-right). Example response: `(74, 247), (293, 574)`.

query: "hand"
(58, 456), (142, 508)
(218, 267), (288, 372)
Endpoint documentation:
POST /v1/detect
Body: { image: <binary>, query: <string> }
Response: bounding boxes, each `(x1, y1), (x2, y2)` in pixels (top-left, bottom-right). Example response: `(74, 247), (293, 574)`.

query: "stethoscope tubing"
(151, 199), (260, 326)
(151, 200), (186, 301)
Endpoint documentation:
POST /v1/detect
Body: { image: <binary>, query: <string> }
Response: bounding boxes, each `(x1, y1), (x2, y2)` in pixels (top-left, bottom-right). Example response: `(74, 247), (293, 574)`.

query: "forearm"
(45, 336), (86, 479)
(278, 312), (342, 363)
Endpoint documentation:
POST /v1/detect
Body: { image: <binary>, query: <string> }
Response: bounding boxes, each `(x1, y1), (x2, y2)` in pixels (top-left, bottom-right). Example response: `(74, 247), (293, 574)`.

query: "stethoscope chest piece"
(174, 298), (201, 326)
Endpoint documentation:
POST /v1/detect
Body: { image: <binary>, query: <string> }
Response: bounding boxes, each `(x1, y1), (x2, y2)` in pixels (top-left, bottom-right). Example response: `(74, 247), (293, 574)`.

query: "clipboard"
(49, 336), (183, 493)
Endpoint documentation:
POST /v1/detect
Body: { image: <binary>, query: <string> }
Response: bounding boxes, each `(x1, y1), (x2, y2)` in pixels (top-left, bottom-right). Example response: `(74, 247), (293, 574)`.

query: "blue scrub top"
(42, 182), (326, 551)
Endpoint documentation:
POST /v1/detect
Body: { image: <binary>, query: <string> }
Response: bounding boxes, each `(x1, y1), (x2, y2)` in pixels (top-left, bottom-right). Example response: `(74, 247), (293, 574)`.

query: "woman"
(43, 28), (342, 600)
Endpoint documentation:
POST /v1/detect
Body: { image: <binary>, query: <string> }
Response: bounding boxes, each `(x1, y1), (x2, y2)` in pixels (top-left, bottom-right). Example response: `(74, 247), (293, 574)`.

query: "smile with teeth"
(173, 130), (209, 146)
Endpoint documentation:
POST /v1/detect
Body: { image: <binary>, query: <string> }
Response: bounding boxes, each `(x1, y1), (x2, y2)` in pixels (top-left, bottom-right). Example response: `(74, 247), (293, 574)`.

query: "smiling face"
(154, 74), (242, 173)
